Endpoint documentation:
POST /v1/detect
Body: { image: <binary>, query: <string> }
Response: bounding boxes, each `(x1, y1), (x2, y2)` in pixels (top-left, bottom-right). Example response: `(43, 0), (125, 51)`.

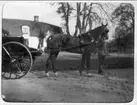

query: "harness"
(45, 32), (106, 53)
(46, 37), (97, 53)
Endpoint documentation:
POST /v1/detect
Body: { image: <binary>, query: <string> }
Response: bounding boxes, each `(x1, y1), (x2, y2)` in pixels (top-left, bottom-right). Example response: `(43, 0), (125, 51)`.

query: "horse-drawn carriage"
(2, 29), (42, 79)
(2, 23), (109, 79)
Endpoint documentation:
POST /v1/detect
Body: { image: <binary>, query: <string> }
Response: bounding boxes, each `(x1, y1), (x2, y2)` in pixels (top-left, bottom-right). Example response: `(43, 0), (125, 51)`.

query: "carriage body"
(2, 35), (42, 79)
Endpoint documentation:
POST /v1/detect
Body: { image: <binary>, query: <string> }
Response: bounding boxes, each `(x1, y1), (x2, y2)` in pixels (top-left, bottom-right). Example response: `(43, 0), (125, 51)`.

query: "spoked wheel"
(2, 42), (33, 79)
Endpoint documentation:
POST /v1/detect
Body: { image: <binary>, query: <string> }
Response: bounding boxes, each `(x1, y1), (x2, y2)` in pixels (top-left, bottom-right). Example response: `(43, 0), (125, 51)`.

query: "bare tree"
(74, 3), (82, 37)
(112, 3), (134, 53)
(56, 3), (73, 35)
(54, 2), (113, 36)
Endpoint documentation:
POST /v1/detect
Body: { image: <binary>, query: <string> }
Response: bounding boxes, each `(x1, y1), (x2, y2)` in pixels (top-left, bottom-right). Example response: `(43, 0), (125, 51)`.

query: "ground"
(2, 52), (134, 103)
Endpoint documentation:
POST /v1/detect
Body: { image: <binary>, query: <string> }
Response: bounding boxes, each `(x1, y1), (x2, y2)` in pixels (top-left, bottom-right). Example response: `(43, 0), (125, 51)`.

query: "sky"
(1, 1), (122, 40)
(3, 2), (62, 26)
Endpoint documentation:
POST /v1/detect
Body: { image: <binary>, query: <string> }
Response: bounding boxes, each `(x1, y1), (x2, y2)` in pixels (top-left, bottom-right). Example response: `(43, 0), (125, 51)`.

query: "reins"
(46, 41), (98, 52)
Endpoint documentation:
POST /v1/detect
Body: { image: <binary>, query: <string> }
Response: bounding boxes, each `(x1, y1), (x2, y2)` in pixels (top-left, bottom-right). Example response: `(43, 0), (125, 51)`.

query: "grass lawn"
(33, 51), (134, 71)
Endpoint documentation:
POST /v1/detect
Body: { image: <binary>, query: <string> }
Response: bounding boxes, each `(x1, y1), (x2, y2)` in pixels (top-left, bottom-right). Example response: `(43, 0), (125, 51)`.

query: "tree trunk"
(88, 5), (92, 30)
(88, 17), (92, 30)
(74, 25), (78, 37)
(66, 3), (70, 35)
(74, 3), (81, 37)
(81, 3), (87, 33)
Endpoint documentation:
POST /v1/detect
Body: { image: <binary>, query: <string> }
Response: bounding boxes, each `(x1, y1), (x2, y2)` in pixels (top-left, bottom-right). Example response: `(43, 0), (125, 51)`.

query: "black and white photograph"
(0, 1), (135, 103)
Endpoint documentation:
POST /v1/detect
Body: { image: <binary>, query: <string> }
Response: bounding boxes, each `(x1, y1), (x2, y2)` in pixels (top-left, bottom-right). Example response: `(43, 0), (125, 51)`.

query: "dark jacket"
(97, 38), (107, 55)
(38, 31), (45, 39)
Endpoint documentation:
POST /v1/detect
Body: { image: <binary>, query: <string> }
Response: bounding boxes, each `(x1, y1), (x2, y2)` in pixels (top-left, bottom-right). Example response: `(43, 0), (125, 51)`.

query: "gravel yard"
(2, 52), (134, 103)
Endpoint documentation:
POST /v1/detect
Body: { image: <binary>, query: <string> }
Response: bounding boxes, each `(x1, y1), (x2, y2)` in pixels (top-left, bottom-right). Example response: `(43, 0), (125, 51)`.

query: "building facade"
(2, 16), (62, 49)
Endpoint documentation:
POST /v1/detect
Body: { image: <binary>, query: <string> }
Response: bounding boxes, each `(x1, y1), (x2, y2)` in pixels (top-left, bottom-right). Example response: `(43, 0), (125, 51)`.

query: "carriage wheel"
(2, 42), (33, 79)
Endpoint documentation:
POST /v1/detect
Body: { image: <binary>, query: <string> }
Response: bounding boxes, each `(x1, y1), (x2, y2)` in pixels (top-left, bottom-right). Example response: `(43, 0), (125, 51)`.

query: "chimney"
(34, 15), (39, 22)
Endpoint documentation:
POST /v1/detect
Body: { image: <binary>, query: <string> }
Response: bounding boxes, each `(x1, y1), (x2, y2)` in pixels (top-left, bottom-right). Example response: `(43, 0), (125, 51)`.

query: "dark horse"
(45, 23), (109, 76)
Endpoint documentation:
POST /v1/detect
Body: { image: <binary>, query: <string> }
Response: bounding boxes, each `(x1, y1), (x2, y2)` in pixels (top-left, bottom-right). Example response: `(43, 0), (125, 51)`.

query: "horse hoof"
(87, 73), (92, 76)
(79, 73), (82, 76)
(54, 72), (59, 76)
(46, 72), (50, 77)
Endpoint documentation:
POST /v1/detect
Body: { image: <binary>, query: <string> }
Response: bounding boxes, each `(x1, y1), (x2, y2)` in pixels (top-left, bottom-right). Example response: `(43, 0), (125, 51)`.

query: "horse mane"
(61, 34), (71, 44)
(81, 25), (105, 41)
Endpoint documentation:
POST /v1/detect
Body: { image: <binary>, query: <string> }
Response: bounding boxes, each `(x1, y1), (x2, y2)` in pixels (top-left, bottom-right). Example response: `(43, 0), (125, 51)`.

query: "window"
(22, 25), (30, 35)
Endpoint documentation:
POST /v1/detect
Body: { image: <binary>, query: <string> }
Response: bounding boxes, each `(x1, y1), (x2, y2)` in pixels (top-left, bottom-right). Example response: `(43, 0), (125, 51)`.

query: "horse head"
(86, 23), (109, 42)
(100, 23), (109, 40)
(79, 23), (109, 44)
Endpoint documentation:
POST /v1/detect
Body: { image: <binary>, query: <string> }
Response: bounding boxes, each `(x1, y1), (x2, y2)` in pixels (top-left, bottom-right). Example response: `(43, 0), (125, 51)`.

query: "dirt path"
(2, 69), (133, 103)
(2, 52), (134, 103)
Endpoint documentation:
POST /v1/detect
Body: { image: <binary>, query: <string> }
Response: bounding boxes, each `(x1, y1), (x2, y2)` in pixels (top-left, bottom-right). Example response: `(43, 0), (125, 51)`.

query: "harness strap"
(47, 42), (94, 52)
(46, 36), (103, 52)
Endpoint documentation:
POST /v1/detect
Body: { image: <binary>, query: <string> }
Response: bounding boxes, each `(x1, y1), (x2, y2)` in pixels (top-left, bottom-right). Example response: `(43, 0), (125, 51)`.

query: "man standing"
(97, 38), (107, 74)
(38, 30), (45, 50)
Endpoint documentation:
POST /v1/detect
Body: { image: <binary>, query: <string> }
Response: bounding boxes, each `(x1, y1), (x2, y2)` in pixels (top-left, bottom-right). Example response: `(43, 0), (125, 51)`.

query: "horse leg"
(79, 53), (86, 76)
(45, 53), (52, 76)
(98, 53), (105, 74)
(46, 56), (50, 70)
(50, 51), (59, 76)
(86, 52), (91, 75)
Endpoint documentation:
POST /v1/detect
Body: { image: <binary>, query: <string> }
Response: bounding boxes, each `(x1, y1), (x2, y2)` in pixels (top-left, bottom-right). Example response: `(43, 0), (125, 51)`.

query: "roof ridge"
(2, 18), (61, 28)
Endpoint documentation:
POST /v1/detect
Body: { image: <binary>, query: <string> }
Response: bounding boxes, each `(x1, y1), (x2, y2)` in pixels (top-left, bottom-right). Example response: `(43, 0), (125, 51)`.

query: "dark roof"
(2, 18), (62, 37)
